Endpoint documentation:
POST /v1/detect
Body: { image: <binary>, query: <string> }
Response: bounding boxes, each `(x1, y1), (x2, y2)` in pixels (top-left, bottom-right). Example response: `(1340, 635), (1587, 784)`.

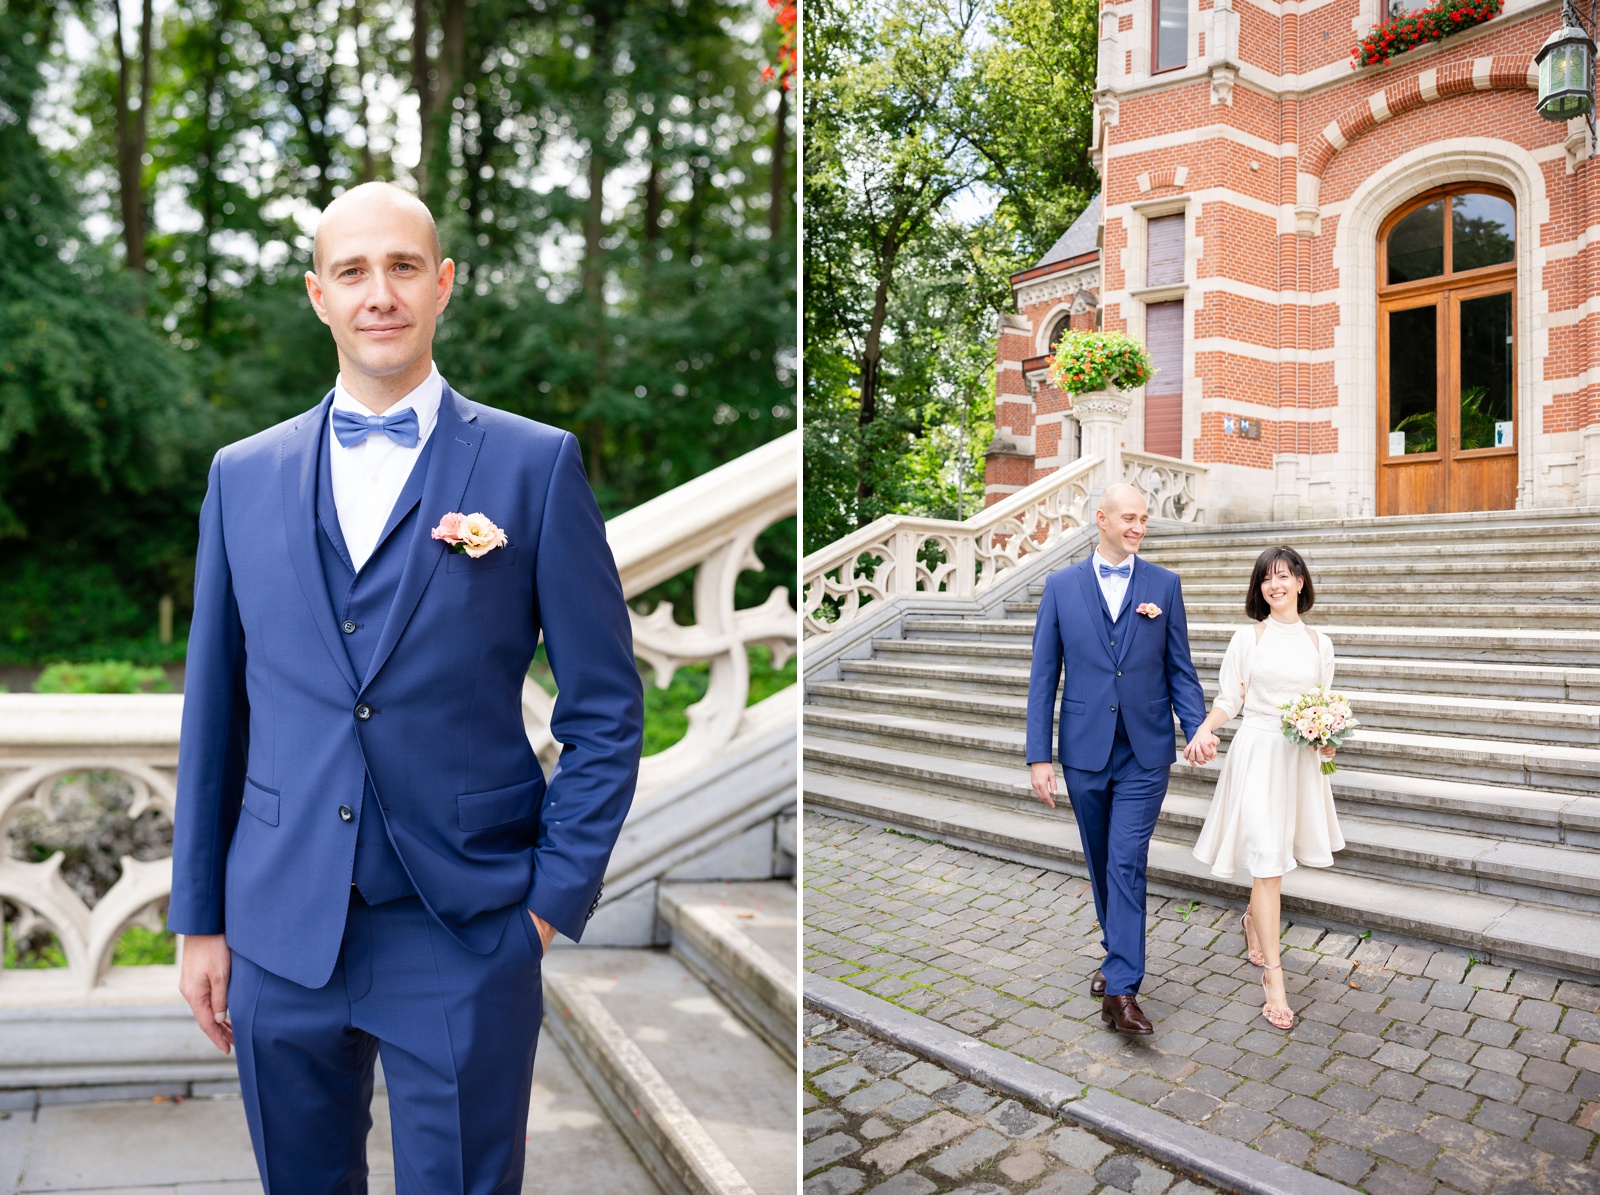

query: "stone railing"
(802, 456), (1100, 638)
(1123, 450), (1207, 523)
(0, 432), (798, 1000)
(802, 443), (1210, 637)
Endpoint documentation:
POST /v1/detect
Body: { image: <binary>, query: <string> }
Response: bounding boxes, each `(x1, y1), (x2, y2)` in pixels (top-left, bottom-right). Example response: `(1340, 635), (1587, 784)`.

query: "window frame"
(1151, 0), (1188, 74)
(1378, 183), (1517, 299)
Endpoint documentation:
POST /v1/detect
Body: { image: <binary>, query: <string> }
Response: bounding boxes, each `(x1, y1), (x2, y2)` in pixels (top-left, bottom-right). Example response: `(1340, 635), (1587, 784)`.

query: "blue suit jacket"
(1025, 554), (1206, 774)
(167, 384), (645, 988)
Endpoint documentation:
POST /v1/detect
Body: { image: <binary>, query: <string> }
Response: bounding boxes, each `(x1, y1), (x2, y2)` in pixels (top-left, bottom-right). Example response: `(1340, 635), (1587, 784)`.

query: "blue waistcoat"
(314, 417), (438, 905)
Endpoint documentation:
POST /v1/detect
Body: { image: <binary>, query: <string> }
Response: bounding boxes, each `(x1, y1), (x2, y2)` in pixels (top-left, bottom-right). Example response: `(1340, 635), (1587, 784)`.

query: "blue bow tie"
(331, 405), (420, 449)
(1098, 561), (1131, 580)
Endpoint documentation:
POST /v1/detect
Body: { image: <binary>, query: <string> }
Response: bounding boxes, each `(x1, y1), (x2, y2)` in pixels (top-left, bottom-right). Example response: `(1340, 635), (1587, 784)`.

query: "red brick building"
(985, 0), (1600, 520)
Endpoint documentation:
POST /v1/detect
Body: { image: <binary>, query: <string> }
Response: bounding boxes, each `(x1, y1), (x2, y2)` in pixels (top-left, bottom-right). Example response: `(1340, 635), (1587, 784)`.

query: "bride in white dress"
(1182, 546), (1345, 1030)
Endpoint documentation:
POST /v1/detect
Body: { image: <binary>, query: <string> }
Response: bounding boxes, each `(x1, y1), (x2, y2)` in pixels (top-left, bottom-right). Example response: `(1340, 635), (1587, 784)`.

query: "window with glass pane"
(1048, 315), (1071, 352)
(1388, 306), (1438, 453)
(1387, 201), (1445, 284)
(1154, 0), (1187, 71)
(1458, 293), (1512, 450)
(1452, 193), (1515, 273)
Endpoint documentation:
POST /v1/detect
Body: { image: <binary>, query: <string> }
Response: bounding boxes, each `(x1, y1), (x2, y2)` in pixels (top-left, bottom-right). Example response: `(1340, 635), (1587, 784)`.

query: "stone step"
(901, 618), (1600, 665)
(1120, 558), (1600, 582)
(1003, 597), (1600, 624)
(803, 725), (1600, 910)
(804, 725), (1600, 859)
(800, 768), (1600, 978)
(542, 949), (795, 1195)
(658, 881), (797, 1065)
(1040, 579), (1600, 600)
(825, 667), (1600, 745)
(1146, 789), (1600, 913)
(803, 699), (1600, 795)
(850, 647), (1600, 703)
(1135, 516), (1600, 551)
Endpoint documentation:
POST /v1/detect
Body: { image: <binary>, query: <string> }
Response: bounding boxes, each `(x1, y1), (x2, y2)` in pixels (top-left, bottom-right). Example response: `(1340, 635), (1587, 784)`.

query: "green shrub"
(113, 922), (177, 966)
(33, 660), (172, 694)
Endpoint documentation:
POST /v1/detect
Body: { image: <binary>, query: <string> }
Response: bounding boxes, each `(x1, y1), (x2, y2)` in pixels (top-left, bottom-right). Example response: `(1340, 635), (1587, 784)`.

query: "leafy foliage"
(803, 0), (1097, 551)
(1356, 0), (1502, 66)
(1047, 331), (1154, 397)
(33, 660), (172, 694)
(1, 0), (795, 665)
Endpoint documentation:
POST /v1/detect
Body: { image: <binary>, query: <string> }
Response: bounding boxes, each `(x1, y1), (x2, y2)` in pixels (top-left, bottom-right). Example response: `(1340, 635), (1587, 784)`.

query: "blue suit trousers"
(229, 893), (542, 1195)
(1062, 723), (1170, 998)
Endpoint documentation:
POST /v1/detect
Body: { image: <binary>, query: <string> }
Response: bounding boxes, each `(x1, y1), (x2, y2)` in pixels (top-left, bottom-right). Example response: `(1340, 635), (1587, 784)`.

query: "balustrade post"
(952, 535), (977, 598)
(892, 530), (919, 596)
(1071, 391), (1133, 501)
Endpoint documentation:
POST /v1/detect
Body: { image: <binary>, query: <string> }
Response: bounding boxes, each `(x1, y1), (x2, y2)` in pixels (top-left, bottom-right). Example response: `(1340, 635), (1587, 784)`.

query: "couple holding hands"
(1027, 483), (1346, 1036)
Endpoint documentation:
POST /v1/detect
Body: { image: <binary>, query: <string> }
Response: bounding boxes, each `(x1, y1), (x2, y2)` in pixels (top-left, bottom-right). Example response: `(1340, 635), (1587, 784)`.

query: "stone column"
(1581, 425), (1600, 507)
(1071, 390), (1132, 499)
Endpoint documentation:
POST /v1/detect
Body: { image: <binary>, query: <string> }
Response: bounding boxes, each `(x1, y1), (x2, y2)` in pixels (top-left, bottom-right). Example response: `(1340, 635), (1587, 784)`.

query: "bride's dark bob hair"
(1246, 546), (1315, 621)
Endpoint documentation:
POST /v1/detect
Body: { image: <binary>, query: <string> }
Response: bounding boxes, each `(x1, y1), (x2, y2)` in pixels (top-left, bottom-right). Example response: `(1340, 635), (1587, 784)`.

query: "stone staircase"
(803, 509), (1600, 977)
(541, 879), (797, 1195)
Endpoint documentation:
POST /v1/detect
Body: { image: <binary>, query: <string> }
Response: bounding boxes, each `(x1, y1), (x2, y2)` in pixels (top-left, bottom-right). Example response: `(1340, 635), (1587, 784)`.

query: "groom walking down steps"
(1026, 483), (1212, 1035)
(168, 182), (645, 1193)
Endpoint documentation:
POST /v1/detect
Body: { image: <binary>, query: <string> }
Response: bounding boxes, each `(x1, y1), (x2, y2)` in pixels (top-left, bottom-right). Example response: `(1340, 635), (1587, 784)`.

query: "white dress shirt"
(328, 364), (444, 571)
(1092, 548), (1136, 619)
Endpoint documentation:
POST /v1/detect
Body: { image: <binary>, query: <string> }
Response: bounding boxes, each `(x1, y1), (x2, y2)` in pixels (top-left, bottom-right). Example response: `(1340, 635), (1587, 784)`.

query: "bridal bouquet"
(1280, 687), (1358, 775)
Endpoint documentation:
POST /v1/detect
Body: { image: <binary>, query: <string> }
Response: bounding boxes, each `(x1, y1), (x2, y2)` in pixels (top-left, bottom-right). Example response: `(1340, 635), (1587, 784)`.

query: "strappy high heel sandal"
(1240, 911), (1266, 967)
(1261, 962), (1295, 1030)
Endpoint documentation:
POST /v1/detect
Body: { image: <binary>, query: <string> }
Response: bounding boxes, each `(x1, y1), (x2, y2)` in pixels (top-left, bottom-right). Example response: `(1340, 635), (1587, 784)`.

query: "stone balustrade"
(802, 447), (1209, 637)
(0, 431), (799, 1002)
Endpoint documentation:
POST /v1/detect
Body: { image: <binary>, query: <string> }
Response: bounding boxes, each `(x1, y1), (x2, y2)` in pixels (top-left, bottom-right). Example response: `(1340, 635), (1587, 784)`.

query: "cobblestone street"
(804, 1011), (1220, 1195)
(804, 812), (1600, 1194)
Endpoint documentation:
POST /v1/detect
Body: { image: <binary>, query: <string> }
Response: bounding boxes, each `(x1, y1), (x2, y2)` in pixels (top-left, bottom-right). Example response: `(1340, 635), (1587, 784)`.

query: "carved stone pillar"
(1581, 425), (1600, 507)
(1072, 390), (1133, 499)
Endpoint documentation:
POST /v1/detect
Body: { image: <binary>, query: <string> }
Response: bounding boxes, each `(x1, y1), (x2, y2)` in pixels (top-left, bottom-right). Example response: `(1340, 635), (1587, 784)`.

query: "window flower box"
(1351, 0), (1503, 68)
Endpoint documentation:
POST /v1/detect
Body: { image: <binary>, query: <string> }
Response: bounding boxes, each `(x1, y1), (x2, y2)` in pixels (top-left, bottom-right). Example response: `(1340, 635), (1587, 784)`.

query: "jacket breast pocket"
(242, 778), (280, 826)
(446, 544), (520, 573)
(1063, 699), (1086, 716)
(457, 777), (542, 832)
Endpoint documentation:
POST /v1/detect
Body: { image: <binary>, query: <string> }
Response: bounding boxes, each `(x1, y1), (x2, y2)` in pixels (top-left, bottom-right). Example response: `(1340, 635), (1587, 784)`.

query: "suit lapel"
(1119, 558), (1153, 665)
(281, 393), (360, 692)
(1073, 557), (1116, 664)
(359, 383), (483, 691)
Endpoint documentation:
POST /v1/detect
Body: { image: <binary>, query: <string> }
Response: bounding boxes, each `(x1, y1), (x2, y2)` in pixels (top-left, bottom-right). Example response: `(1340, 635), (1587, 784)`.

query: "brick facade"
(984, 0), (1600, 518)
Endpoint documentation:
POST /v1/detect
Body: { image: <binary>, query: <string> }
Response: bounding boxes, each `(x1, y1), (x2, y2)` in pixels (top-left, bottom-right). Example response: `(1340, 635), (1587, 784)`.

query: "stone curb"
(804, 973), (1356, 1195)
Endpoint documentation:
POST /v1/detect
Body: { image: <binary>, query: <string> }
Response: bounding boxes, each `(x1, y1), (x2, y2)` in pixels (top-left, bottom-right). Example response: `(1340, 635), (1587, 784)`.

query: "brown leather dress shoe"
(1090, 968), (1106, 998)
(1101, 994), (1154, 1035)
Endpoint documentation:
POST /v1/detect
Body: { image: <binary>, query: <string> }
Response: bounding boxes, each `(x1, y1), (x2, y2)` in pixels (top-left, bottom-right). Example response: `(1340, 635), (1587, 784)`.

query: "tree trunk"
(111, 0), (149, 276)
(351, 0), (375, 182)
(854, 237), (899, 519)
(411, 0), (431, 194)
(769, 86), (787, 243)
(643, 122), (661, 247)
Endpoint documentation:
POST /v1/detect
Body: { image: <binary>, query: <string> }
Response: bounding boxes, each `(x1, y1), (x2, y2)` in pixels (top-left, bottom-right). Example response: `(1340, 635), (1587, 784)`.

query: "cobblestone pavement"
(804, 1011), (1220, 1195)
(804, 812), (1600, 1195)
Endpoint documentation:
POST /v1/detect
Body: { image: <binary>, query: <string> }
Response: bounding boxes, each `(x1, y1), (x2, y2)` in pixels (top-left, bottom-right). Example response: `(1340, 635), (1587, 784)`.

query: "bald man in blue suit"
(1026, 483), (1211, 1036)
(169, 183), (644, 1194)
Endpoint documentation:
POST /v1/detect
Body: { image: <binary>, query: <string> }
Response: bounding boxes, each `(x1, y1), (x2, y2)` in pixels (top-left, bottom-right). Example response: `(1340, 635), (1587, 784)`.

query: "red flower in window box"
(1351, 0), (1502, 67)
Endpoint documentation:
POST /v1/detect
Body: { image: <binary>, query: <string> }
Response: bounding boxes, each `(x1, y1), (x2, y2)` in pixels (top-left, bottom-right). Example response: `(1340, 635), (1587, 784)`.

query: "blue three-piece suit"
(169, 384), (644, 1193)
(1026, 554), (1206, 997)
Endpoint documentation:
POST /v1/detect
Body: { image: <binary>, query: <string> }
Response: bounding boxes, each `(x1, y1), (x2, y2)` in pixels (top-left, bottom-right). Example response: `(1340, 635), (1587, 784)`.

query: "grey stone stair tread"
(1168, 764), (1582, 829)
(1158, 791), (1600, 894)
(534, 1027), (666, 1195)
(802, 771), (1600, 975)
(659, 881), (795, 980)
(902, 616), (1600, 647)
(542, 950), (794, 1195)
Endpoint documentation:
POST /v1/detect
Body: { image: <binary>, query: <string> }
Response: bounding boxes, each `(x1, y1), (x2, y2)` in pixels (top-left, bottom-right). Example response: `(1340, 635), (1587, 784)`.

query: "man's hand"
(178, 934), (234, 1054)
(529, 910), (556, 956)
(1183, 730), (1220, 766)
(1029, 762), (1059, 809)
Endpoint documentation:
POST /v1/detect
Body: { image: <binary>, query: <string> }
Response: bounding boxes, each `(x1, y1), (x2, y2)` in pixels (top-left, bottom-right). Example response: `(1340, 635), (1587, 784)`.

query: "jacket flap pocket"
(242, 778), (280, 826)
(457, 777), (542, 832)
(446, 544), (519, 573)
(1063, 699), (1086, 715)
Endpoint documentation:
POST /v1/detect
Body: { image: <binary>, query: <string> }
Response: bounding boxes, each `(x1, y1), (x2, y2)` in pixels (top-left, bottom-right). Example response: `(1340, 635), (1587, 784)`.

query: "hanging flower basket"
(1351, 0), (1503, 68)
(1047, 331), (1154, 397)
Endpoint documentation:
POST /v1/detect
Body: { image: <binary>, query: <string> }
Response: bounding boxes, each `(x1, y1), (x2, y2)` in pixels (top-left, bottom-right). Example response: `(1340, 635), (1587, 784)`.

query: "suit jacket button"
(1116, 670), (1122, 677)
(355, 704), (372, 721)
(1110, 705), (1117, 712)
(338, 805), (354, 822)
(342, 620), (356, 634)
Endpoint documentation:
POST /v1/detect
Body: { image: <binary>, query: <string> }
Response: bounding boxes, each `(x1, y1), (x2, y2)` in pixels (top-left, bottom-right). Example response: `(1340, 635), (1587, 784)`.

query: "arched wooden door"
(1377, 186), (1518, 515)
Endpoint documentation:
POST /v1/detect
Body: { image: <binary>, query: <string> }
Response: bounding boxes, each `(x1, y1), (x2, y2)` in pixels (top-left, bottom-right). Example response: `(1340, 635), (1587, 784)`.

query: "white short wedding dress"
(1191, 617), (1346, 878)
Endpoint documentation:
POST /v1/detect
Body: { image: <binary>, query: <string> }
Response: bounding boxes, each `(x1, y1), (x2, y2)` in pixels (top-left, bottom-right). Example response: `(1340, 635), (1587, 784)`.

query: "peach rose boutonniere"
(431, 511), (509, 558)
(1136, 602), (1162, 618)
